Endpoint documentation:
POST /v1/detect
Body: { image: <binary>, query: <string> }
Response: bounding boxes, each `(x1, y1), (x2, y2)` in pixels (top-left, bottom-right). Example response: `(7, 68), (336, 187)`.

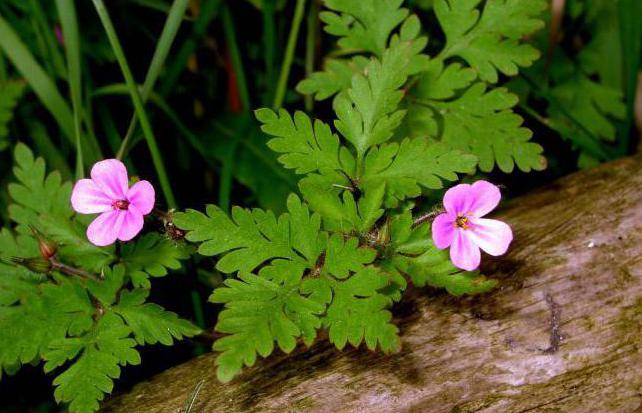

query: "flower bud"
(30, 226), (58, 259)
(11, 257), (53, 274)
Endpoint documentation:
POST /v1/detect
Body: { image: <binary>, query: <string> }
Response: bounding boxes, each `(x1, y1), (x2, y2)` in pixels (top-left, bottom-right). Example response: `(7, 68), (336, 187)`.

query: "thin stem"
(304, 0), (318, 112)
(272, 0), (306, 109)
(116, 0), (190, 159)
(51, 259), (99, 281)
(92, 0), (177, 209)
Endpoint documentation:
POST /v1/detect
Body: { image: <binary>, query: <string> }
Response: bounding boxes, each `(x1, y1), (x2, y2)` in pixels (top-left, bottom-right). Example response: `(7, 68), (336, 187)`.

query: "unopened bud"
(30, 226), (57, 259)
(11, 257), (52, 274)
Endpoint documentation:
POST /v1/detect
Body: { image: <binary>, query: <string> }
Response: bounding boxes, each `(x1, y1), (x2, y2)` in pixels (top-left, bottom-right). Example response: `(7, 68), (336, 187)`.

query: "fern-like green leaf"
(8, 144), (114, 271)
(303, 266), (400, 352)
(0, 278), (94, 375)
(45, 313), (141, 413)
(256, 109), (354, 176)
(362, 139), (478, 206)
(115, 289), (201, 346)
(211, 260), (324, 382)
(174, 195), (324, 273)
(321, 0), (408, 55)
(411, 84), (545, 172)
(436, 0), (546, 83)
(120, 233), (191, 289)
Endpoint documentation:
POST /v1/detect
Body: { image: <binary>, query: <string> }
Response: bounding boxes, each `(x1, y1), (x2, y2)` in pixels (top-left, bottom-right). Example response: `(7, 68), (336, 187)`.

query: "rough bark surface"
(103, 155), (642, 413)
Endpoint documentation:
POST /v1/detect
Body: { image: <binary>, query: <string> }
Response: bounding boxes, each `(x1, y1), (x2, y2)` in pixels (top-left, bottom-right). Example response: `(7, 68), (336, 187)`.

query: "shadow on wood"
(103, 155), (642, 413)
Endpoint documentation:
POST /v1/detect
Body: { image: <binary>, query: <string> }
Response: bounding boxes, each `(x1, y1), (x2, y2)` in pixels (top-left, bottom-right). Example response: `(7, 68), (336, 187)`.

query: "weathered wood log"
(103, 155), (642, 413)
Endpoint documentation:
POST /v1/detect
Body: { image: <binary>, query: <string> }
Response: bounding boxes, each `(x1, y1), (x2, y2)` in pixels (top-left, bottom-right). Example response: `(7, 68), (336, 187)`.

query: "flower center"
(455, 215), (470, 229)
(112, 200), (130, 210)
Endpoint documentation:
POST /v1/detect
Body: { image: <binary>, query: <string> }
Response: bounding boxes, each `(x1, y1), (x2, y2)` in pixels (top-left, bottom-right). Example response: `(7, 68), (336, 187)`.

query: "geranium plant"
(8, 0), (633, 412)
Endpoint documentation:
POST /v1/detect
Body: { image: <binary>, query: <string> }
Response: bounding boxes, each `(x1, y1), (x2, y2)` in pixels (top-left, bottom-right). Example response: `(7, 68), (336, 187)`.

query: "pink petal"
(117, 206), (144, 242)
(87, 210), (126, 247)
(127, 180), (155, 215)
(468, 180), (501, 217)
(450, 230), (481, 271)
(443, 183), (473, 216)
(71, 179), (112, 214)
(432, 213), (456, 249)
(468, 218), (513, 256)
(90, 159), (129, 200)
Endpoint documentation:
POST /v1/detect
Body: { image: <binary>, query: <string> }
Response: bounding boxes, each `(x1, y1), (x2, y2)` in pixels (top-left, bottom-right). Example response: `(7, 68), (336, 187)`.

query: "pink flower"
(432, 180), (512, 271)
(71, 159), (155, 247)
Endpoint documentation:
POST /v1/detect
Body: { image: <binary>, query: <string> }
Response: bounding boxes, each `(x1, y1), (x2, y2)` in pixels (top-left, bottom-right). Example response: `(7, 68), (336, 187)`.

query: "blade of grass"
(0, 13), (75, 143)
(91, 0), (177, 209)
(272, 0), (306, 109)
(221, 5), (250, 112)
(219, 5), (252, 212)
(116, 0), (191, 160)
(617, 0), (642, 155)
(55, 0), (84, 179)
(159, 0), (222, 96)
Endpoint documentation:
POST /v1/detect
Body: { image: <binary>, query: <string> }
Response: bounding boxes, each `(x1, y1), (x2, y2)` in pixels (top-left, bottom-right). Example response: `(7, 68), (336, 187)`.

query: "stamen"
(112, 200), (130, 210)
(455, 215), (470, 229)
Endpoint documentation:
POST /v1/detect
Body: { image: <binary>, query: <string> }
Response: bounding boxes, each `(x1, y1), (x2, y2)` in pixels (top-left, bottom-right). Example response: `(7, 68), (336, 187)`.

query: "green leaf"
(115, 289), (201, 346)
(120, 233), (191, 289)
(46, 313), (140, 413)
(8, 144), (114, 271)
(0, 80), (25, 151)
(296, 57), (368, 100)
(0, 279), (94, 375)
(411, 84), (545, 172)
(548, 72), (626, 144)
(0, 14), (76, 143)
(361, 139), (478, 206)
(210, 261), (324, 382)
(175, 194), (324, 273)
(88, 265), (126, 307)
(298, 175), (385, 233)
(321, 0), (408, 55)
(256, 108), (354, 176)
(333, 38), (424, 156)
(436, 0), (546, 83)
(323, 234), (376, 278)
(304, 267), (400, 352)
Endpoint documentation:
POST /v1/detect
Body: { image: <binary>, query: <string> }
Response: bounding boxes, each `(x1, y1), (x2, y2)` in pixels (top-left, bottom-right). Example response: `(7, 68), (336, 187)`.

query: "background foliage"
(0, 0), (640, 411)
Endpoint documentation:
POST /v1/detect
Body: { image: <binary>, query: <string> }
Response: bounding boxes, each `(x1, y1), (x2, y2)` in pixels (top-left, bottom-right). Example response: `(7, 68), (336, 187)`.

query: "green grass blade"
(0, 12), (75, 143)
(55, 0), (84, 178)
(116, 0), (191, 159)
(272, 0), (306, 109)
(91, 0), (177, 209)
(221, 5), (251, 111)
(618, 0), (642, 155)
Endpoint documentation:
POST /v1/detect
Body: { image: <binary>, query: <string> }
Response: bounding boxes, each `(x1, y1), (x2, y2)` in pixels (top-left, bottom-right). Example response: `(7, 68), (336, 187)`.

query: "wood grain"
(103, 155), (642, 413)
